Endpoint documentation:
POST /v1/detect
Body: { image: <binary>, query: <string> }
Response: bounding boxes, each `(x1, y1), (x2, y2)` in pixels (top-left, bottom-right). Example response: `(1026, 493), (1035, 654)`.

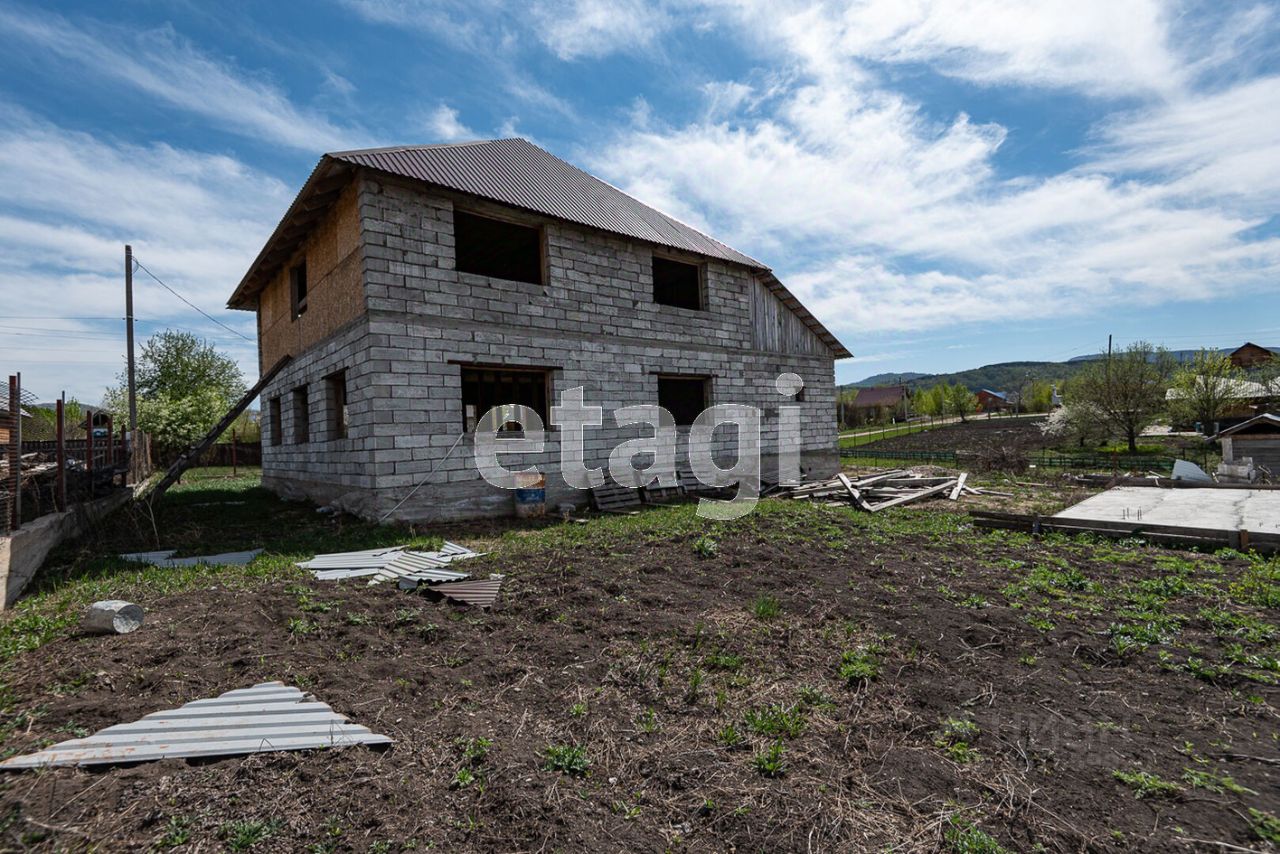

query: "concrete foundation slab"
(1055, 486), (1280, 535)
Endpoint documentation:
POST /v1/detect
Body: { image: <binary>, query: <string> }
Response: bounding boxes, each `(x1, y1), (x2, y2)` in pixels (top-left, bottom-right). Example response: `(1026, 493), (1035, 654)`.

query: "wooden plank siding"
(259, 183), (366, 373)
(749, 276), (829, 356)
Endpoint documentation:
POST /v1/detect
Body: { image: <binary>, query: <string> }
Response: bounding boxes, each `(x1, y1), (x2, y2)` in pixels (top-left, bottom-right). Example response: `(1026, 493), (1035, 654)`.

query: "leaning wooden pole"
(142, 355), (292, 504)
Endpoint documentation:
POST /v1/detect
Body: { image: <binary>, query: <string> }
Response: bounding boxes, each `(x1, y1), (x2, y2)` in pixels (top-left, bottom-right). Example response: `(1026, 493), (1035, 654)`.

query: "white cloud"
(423, 104), (475, 142)
(585, 3), (1280, 341)
(531, 0), (673, 61)
(0, 6), (366, 152)
(0, 111), (282, 400)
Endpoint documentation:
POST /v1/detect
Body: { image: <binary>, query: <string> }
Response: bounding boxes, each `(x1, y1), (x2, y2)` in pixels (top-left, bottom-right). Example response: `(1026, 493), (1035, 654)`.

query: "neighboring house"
(227, 139), (851, 521)
(1228, 342), (1280, 370)
(848, 385), (909, 424)
(976, 389), (1010, 413)
(1213, 413), (1280, 475)
(1165, 377), (1273, 432)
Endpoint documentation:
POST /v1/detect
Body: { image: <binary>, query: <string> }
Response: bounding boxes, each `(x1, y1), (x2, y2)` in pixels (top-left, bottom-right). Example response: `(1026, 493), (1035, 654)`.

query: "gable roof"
(851, 386), (907, 408)
(1212, 413), (1280, 439)
(227, 139), (850, 358)
(978, 389), (1007, 399)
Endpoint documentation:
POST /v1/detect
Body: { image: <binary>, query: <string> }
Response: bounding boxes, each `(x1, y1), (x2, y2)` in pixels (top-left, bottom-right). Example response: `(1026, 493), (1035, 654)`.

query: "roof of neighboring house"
(226, 139), (851, 358)
(1212, 413), (1280, 439)
(978, 389), (1008, 399)
(851, 386), (907, 408)
(1165, 378), (1269, 400)
(1231, 342), (1280, 356)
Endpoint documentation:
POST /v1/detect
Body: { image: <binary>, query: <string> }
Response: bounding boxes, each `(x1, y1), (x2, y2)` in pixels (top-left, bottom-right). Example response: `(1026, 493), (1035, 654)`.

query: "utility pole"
(125, 244), (137, 436)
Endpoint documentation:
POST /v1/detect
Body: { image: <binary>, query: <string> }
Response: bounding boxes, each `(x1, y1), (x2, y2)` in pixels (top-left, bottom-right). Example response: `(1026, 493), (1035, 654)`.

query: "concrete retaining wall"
(0, 490), (131, 609)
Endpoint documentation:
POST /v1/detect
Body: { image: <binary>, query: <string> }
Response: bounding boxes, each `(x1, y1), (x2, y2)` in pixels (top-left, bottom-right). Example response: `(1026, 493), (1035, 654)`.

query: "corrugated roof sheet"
(0, 682), (390, 770)
(330, 139), (761, 268)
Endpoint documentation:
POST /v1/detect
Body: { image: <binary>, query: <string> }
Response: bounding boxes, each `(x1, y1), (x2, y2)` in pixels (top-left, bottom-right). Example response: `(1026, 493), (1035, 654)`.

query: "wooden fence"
(3, 374), (153, 532)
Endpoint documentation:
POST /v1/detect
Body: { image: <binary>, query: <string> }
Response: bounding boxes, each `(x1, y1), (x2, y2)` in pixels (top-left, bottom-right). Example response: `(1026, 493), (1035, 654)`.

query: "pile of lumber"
(778, 469), (977, 512)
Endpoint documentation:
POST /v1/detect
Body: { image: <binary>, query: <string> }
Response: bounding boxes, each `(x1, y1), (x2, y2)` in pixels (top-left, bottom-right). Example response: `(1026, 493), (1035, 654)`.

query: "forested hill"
(847, 361), (1087, 393)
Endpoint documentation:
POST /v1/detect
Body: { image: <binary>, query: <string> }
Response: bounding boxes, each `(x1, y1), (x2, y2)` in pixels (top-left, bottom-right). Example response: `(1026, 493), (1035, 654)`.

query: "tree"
(1166, 350), (1248, 433)
(103, 331), (245, 455)
(945, 383), (977, 422)
(1019, 379), (1054, 413)
(914, 384), (948, 417)
(1038, 403), (1110, 448)
(1072, 342), (1174, 453)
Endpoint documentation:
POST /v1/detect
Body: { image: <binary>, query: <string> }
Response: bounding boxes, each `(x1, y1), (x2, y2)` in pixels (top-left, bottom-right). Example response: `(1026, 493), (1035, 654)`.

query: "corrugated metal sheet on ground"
(120, 549), (264, 568)
(304, 542), (481, 583)
(428, 577), (505, 609)
(296, 546), (406, 570)
(370, 550), (473, 584)
(0, 682), (391, 770)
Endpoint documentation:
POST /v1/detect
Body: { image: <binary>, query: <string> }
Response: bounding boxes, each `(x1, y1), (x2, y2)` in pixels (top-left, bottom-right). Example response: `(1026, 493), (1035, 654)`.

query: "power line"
(131, 257), (252, 341)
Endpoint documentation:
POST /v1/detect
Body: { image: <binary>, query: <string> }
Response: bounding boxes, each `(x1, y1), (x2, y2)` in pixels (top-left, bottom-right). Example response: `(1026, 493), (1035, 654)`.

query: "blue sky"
(2, 0), (1279, 400)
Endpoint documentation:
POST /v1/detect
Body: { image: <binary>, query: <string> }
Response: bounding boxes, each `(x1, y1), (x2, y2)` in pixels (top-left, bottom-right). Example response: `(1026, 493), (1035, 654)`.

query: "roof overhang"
(226, 157), (355, 310)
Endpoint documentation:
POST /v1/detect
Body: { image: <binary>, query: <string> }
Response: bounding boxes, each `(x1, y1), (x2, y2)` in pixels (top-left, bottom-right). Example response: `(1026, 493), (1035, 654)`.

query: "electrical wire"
(131, 257), (252, 341)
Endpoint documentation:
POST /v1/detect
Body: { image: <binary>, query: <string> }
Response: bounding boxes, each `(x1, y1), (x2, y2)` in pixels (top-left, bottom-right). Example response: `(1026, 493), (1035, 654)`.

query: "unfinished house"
(227, 139), (850, 520)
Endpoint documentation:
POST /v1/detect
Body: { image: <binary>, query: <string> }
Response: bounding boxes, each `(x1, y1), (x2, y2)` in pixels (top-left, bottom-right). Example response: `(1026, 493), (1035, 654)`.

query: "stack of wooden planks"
(777, 469), (976, 512)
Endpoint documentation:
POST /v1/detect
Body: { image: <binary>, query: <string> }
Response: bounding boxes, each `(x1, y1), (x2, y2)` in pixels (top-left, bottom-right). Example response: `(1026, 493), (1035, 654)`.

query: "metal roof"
(0, 682), (390, 770)
(330, 139), (761, 267)
(1212, 412), (1280, 439)
(225, 139), (851, 359)
(850, 385), (908, 408)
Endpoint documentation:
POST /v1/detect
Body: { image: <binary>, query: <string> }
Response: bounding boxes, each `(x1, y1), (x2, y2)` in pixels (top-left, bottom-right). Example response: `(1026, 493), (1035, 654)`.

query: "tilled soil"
(1, 505), (1277, 852)
(866, 417), (1049, 455)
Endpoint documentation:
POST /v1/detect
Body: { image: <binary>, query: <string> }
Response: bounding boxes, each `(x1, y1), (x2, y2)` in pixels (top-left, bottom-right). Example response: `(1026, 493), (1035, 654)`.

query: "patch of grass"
(1113, 768), (1181, 799)
(568, 702), (588, 717)
(1249, 808), (1280, 844)
(704, 651), (743, 672)
(541, 743), (589, 776)
(451, 767), (480, 789)
(638, 708), (660, 733)
(717, 723), (745, 749)
(934, 717), (982, 764)
(218, 818), (282, 851)
(751, 740), (786, 777)
(286, 617), (316, 636)
(155, 815), (192, 848)
(458, 736), (492, 764)
(751, 595), (781, 621)
(943, 817), (1010, 854)
(743, 704), (806, 739)
(691, 535), (719, 559)
(1181, 768), (1255, 795)
(838, 646), (881, 686)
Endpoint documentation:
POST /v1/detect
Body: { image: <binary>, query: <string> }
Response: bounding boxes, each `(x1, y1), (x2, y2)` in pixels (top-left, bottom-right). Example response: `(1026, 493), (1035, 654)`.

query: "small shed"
(1213, 413), (1280, 473)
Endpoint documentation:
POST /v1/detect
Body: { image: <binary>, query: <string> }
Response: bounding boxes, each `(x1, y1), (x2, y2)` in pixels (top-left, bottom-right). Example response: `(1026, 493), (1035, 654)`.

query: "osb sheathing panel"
(259, 183), (364, 372)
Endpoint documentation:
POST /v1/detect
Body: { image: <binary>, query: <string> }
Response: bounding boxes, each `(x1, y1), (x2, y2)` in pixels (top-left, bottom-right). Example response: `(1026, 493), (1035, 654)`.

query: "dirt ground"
(1, 493), (1277, 852)
(861, 416), (1050, 456)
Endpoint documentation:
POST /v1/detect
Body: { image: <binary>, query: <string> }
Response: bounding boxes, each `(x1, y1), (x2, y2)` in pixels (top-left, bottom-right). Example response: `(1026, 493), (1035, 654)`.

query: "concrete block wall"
(258, 172), (841, 521)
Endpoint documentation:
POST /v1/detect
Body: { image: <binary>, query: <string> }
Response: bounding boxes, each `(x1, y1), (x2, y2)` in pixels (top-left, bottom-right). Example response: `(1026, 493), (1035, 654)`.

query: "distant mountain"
(847, 360), (1086, 394)
(1067, 346), (1280, 363)
(849, 371), (931, 387)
